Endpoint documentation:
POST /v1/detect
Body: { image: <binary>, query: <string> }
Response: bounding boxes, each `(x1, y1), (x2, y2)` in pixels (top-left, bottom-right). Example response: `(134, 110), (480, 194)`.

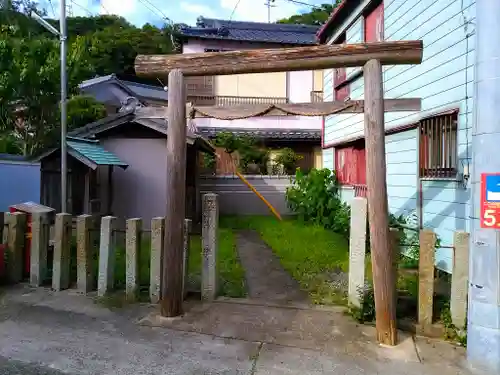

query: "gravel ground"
(0, 357), (69, 375)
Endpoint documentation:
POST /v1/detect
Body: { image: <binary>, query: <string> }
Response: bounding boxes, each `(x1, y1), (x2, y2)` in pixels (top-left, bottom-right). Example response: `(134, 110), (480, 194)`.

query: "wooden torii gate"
(134, 40), (424, 346)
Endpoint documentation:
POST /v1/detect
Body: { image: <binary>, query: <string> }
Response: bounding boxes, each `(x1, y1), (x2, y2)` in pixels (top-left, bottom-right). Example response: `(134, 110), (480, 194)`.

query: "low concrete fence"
(200, 175), (292, 216)
(348, 197), (469, 333)
(0, 194), (220, 303)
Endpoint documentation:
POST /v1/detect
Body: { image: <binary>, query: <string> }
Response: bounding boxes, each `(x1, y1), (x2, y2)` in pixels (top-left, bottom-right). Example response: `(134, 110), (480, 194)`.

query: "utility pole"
(30, 4), (67, 213)
(264, 0), (275, 23)
(467, 0), (500, 373)
(60, 0), (68, 213)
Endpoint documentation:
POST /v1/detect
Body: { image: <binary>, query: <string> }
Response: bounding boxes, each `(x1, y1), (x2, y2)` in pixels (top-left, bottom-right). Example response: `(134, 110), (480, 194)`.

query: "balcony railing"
(353, 184), (367, 198)
(187, 95), (289, 106)
(310, 90), (323, 103)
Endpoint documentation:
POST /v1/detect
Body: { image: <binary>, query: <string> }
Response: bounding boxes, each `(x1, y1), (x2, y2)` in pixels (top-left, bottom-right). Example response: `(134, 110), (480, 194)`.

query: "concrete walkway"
(236, 230), (309, 304)
(0, 286), (480, 375)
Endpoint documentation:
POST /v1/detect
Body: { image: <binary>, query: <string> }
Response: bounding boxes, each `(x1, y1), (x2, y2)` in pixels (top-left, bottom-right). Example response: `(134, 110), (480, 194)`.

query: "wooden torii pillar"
(135, 41), (423, 346)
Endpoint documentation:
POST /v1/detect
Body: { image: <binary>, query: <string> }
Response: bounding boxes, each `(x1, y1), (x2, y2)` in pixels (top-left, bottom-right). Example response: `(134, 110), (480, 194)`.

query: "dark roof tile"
(178, 17), (319, 45)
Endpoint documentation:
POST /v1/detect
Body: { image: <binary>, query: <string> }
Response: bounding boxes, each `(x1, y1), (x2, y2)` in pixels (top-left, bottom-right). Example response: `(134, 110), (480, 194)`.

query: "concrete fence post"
(6, 212), (26, 283)
(348, 197), (367, 308)
(52, 213), (72, 291)
(30, 212), (50, 287)
(451, 231), (470, 330)
(76, 215), (95, 294)
(150, 217), (165, 303)
(126, 218), (142, 302)
(183, 218), (192, 299)
(202, 193), (218, 301)
(98, 216), (116, 297)
(418, 229), (436, 332)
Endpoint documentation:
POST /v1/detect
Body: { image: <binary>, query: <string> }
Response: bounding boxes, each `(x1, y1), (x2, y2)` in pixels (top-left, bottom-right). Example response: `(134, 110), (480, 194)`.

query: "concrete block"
(98, 216), (117, 297)
(348, 197), (367, 308)
(419, 229), (436, 330)
(76, 215), (95, 294)
(150, 217), (165, 304)
(202, 193), (218, 301)
(30, 212), (50, 286)
(126, 218), (142, 302)
(183, 218), (192, 298)
(451, 231), (470, 330)
(6, 212), (26, 283)
(52, 213), (72, 291)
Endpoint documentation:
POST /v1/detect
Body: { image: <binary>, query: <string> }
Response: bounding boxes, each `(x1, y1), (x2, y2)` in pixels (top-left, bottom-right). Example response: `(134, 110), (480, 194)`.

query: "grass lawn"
(220, 216), (352, 305)
(186, 229), (246, 298)
(78, 228), (246, 302)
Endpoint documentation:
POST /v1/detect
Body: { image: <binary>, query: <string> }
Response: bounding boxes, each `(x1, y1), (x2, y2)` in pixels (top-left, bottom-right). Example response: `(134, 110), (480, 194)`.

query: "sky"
(37, 0), (332, 28)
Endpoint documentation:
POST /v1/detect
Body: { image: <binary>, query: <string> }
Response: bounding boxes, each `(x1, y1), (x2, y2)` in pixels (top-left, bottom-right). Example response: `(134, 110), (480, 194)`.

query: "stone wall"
(199, 175), (293, 216)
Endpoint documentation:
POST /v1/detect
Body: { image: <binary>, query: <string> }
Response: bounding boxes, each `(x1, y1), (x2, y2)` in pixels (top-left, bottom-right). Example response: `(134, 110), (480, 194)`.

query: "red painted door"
(335, 142), (366, 185)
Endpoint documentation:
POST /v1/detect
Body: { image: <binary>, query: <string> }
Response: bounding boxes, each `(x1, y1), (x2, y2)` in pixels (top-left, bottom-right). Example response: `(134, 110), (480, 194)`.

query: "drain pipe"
(467, 0), (500, 372)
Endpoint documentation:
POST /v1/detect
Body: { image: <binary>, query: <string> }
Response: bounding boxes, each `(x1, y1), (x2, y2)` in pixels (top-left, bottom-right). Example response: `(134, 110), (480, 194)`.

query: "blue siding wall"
(386, 130), (418, 218)
(322, 0), (476, 272)
(0, 161), (41, 212)
(322, 147), (334, 171)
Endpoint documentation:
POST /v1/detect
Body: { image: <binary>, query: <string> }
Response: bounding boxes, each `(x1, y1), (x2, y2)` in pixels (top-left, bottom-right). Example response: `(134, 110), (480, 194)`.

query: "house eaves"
(78, 74), (168, 107)
(197, 127), (321, 140)
(67, 109), (215, 154)
(68, 109), (136, 138)
(316, 0), (364, 44)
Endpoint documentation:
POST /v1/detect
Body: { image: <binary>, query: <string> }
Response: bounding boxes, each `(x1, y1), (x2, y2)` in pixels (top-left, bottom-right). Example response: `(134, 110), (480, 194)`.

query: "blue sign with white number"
(485, 174), (500, 202)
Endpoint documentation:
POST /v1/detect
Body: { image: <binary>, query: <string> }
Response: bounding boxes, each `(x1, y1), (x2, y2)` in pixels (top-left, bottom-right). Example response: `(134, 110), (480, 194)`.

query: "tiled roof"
(178, 17), (319, 45)
(197, 127), (321, 140)
(68, 110), (135, 138)
(67, 138), (128, 168)
(78, 74), (167, 102)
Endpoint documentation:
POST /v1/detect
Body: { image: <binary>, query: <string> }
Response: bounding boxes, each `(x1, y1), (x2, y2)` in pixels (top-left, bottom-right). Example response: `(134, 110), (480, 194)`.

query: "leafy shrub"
(274, 147), (303, 175)
(286, 168), (351, 238)
(214, 132), (268, 173)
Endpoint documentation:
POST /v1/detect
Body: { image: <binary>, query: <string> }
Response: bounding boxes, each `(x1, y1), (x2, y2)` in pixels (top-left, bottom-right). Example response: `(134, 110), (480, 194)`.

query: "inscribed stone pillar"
(202, 193), (218, 301)
(6, 212), (26, 283)
(183, 218), (192, 299)
(30, 212), (50, 287)
(418, 229), (436, 331)
(98, 216), (116, 297)
(150, 217), (164, 303)
(348, 197), (367, 308)
(451, 231), (470, 330)
(76, 214), (94, 294)
(52, 213), (72, 291)
(126, 218), (142, 301)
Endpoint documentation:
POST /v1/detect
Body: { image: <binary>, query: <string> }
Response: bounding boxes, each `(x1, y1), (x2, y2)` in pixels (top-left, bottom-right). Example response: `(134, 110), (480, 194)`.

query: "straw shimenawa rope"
(188, 102), (357, 120)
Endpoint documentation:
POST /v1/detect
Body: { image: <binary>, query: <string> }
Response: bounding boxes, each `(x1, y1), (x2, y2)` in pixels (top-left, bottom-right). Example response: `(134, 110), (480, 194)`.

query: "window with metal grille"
(419, 113), (458, 178)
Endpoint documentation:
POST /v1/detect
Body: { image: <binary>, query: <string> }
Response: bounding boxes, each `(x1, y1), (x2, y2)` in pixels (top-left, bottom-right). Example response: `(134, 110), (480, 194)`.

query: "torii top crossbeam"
(135, 41), (423, 77)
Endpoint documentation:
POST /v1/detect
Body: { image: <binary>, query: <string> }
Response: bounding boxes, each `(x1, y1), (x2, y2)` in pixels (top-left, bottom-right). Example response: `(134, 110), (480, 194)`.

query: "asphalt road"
(0, 357), (69, 375)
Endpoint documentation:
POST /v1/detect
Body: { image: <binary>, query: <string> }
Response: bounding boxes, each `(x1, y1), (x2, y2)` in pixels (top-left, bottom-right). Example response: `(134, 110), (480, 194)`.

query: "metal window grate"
(419, 113), (458, 178)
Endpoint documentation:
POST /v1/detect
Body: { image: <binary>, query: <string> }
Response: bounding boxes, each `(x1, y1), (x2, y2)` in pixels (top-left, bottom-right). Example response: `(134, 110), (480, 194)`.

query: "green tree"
(67, 95), (107, 131)
(0, 5), (176, 155)
(277, 2), (341, 26)
(0, 25), (93, 156)
(83, 22), (175, 76)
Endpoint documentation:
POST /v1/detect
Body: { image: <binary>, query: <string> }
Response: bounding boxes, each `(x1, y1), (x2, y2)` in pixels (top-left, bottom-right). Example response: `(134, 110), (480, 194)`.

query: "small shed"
(37, 111), (214, 227)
